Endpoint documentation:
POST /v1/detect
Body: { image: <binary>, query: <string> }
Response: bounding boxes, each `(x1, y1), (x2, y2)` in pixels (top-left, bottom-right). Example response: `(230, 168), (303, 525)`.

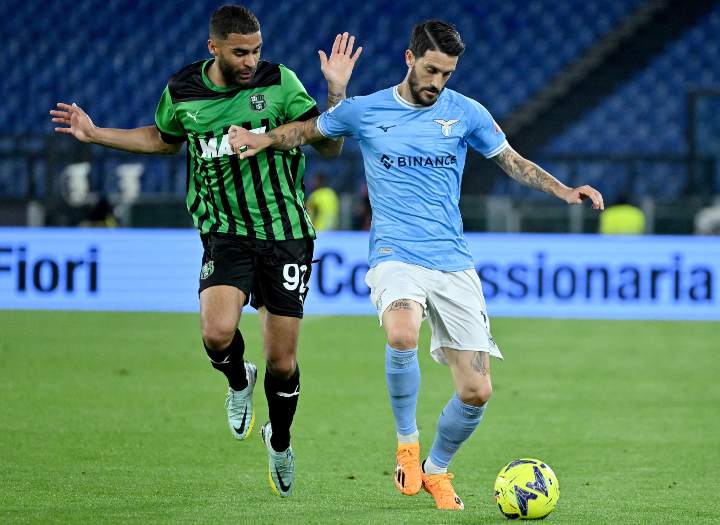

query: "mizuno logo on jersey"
(433, 119), (460, 137)
(198, 127), (266, 158)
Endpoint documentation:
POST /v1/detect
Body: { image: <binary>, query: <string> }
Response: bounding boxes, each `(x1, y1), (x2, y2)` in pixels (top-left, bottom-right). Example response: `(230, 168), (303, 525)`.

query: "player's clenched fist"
(229, 124), (272, 159)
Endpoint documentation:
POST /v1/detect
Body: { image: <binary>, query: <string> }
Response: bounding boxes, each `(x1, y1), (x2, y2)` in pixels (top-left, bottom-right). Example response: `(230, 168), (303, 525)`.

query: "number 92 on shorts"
(198, 233), (314, 318)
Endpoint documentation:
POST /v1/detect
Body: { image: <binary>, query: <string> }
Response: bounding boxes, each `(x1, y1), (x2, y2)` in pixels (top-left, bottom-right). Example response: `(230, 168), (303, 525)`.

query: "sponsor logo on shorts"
(200, 260), (214, 280)
(480, 311), (488, 327)
(375, 288), (386, 312)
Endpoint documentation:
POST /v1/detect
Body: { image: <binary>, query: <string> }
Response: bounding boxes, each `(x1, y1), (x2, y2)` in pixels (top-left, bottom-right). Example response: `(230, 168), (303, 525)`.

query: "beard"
(408, 67), (441, 106)
(217, 56), (257, 87)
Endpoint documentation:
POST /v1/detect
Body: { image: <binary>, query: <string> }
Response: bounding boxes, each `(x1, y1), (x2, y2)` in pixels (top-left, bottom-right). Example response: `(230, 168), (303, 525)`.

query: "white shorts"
(365, 261), (503, 364)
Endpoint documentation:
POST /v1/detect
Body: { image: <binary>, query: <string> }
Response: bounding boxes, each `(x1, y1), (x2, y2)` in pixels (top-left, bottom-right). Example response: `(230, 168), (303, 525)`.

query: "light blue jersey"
(317, 86), (508, 271)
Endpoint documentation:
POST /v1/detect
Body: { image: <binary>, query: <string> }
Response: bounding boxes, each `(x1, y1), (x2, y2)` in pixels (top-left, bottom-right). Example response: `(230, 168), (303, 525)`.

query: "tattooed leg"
(387, 299), (415, 312)
(382, 299), (423, 350)
(445, 348), (493, 407)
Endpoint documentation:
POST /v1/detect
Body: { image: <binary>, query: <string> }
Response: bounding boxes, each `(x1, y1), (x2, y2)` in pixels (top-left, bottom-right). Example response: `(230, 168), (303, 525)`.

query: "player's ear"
(405, 49), (414, 68)
(208, 39), (217, 57)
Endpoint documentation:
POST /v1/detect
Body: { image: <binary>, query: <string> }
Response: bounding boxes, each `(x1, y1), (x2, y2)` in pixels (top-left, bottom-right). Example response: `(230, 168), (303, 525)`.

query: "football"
(494, 458), (560, 519)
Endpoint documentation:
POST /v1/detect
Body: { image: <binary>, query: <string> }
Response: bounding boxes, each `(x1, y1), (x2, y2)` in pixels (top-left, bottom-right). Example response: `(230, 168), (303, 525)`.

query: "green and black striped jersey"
(155, 59), (318, 240)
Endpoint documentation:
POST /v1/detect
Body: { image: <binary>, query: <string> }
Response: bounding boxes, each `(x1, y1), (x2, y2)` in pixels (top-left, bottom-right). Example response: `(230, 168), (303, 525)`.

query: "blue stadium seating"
(2, 0), (643, 134)
(694, 92), (720, 158)
(540, 6), (720, 198)
(547, 7), (720, 156)
(4, 0), (719, 203)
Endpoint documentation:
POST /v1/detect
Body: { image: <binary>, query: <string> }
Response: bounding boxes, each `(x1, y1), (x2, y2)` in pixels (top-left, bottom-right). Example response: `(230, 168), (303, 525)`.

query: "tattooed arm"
(228, 117), (326, 159)
(228, 33), (361, 159)
(491, 145), (605, 209)
(310, 87), (347, 158)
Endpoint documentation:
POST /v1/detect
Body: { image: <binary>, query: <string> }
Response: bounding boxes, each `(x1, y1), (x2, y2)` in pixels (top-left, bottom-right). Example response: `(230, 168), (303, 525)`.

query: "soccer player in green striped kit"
(50, 5), (361, 497)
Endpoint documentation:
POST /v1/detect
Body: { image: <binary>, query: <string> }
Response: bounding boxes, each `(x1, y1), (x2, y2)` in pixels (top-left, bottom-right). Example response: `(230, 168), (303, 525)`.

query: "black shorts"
(198, 233), (314, 318)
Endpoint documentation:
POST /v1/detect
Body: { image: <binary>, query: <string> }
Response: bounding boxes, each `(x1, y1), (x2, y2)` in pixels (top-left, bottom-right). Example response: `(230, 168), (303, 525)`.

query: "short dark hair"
(409, 20), (465, 58)
(209, 5), (260, 40)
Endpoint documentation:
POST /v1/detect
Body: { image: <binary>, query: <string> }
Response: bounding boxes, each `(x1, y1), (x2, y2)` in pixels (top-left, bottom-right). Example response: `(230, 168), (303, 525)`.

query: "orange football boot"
(422, 472), (464, 510)
(394, 442), (423, 495)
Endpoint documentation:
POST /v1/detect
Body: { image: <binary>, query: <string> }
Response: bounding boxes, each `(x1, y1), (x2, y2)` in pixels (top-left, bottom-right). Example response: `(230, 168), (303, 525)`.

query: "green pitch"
(1, 312), (718, 524)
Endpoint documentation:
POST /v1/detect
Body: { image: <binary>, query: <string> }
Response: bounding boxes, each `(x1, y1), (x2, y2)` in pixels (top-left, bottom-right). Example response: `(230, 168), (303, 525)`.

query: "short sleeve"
(465, 100), (508, 158)
(316, 97), (362, 139)
(154, 86), (186, 144)
(281, 65), (319, 122)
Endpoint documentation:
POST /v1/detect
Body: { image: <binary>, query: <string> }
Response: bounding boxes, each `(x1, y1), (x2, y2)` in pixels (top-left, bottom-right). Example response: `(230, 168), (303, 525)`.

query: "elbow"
(322, 149), (343, 159)
(163, 141), (184, 155)
(318, 149), (340, 159)
(318, 145), (343, 158)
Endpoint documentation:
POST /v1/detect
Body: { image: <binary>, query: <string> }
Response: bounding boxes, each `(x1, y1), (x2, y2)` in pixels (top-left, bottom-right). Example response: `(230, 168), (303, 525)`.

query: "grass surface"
(1, 311), (719, 523)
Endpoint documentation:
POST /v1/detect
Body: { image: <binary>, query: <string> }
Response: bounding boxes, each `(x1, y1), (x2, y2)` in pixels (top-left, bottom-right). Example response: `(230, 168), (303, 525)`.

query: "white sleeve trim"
(484, 140), (509, 159)
(315, 115), (331, 138)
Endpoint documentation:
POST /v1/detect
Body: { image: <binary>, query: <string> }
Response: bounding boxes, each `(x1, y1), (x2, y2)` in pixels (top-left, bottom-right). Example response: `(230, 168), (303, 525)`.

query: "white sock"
(397, 431), (419, 444)
(423, 457), (447, 474)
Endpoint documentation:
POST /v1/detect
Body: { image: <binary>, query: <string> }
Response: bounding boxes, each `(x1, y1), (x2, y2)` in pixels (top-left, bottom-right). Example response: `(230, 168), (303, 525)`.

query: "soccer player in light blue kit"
(229, 20), (604, 510)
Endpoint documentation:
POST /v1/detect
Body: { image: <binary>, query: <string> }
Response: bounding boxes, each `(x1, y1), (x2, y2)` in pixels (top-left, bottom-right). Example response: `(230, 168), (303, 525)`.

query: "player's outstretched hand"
(562, 185), (605, 210)
(319, 32), (362, 89)
(50, 103), (96, 142)
(229, 125), (271, 159)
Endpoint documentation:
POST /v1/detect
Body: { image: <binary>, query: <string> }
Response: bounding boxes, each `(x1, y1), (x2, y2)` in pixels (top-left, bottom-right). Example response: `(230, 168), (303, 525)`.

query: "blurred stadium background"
(2, 0), (719, 233)
(2, 1), (720, 523)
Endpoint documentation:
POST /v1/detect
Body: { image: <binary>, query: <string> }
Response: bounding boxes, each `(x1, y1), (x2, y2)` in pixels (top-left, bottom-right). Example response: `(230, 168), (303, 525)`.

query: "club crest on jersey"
(249, 94), (267, 112)
(433, 119), (460, 137)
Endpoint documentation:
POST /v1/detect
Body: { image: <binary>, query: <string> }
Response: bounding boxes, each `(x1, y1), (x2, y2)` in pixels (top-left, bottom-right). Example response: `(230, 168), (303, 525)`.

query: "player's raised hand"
(319, 32), (362, 88)
(562, 185), (605, 210)
(229, 124), (271, 159)
(50, 103), (97, 142)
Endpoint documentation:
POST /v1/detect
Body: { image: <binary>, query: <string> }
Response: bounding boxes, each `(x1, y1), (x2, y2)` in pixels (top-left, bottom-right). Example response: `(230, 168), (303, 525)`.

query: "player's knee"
(266, 353), (297, 379)
(201, 323), (236, 351)
(458, 382), (492, 407)
(386, 327), (419, 350)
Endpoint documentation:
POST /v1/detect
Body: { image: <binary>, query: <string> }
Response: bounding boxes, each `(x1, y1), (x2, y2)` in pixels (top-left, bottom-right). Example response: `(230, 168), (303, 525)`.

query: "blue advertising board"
(0, 228), (718, 320)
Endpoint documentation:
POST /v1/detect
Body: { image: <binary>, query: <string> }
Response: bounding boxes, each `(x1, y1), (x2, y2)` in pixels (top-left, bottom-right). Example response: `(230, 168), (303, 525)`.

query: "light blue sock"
(428, 393), (486, 468)
(385, 344), (420, 436)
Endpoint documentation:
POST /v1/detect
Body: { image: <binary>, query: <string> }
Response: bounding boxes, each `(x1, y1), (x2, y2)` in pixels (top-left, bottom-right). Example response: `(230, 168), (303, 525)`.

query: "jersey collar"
(202, 59), (241, 92)
(393, 85), (439, 110)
